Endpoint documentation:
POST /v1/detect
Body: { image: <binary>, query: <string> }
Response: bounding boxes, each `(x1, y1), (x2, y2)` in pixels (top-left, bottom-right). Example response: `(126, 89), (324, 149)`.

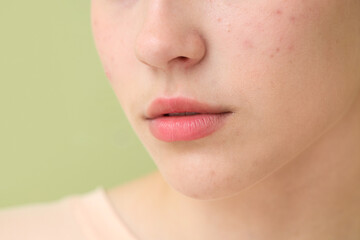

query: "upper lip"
(145, 97), (231, 120)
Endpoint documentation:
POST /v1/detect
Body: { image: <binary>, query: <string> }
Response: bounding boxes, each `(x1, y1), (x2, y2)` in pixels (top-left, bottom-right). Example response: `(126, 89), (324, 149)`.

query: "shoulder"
(106, 171), (167, 213)
(0, 193), (89, 240)
(105, 171), (170, 238)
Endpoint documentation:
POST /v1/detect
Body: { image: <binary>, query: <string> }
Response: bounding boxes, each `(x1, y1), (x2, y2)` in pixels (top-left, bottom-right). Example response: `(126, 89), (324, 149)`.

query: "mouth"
(145, 97), (232, 120)
(145, 97), (233, 142)
(163, 112), (201, 117)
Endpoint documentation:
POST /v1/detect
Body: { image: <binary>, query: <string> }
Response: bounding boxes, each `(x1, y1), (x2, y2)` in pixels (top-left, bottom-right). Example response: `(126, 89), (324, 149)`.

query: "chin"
(159, 165), (258, 201)
(169, 178), (247, 201)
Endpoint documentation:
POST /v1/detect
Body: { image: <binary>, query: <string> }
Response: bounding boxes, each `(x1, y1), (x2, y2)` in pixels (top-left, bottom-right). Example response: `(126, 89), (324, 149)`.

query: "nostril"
(169, 56), (192, 69)
(178, 56), (188, 61)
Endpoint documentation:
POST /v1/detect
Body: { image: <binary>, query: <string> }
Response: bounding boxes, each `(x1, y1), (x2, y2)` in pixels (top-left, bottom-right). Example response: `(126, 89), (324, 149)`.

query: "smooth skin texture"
(91, 0), (360, 239)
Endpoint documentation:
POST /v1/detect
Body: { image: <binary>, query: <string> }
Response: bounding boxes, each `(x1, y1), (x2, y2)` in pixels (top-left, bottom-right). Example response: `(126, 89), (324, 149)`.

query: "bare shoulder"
(0, 196), (87, 240)
(104, 171), (172, 239)
(105, 170), (168, 218)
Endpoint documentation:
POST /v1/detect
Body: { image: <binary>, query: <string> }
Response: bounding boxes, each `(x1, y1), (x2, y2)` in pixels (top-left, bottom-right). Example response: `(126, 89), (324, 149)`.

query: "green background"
(0, 1), (156, 209)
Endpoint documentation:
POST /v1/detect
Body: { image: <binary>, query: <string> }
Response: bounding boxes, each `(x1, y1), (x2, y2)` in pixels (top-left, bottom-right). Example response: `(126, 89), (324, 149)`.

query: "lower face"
(91, 0), (360, 199)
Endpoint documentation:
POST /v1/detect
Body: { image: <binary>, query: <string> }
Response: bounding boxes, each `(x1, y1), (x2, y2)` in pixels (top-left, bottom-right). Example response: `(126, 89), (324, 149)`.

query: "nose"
(134, 1), (206, 72)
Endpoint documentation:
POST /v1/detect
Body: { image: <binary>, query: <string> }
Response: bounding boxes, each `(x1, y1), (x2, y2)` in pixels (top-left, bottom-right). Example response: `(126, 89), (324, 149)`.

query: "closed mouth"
(145, 97), (232, 120)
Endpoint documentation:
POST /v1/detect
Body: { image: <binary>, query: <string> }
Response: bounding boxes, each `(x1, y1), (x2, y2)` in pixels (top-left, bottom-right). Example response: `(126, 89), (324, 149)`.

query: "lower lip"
(148, 113), (231, 142)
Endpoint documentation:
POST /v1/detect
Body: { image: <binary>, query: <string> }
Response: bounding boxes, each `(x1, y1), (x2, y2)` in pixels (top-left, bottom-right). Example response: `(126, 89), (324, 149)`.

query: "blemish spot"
(275, 9), (283, 15)
(226, 23), (232, 33)
(276, 48), (280, 53)
(104, 67), (113, 82)
(244, 21), (252, 27)
(243, 39), (254, 49)
(105, 70), (112, 80)
(288, 45), (294, 51)
(289, 16), (296, 23)
(270, 54), (274, 58)
(217, 17), (222, 23)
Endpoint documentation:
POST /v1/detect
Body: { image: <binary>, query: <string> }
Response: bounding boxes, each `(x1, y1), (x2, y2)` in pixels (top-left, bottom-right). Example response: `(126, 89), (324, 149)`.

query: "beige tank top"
(0, 187), (138, 240)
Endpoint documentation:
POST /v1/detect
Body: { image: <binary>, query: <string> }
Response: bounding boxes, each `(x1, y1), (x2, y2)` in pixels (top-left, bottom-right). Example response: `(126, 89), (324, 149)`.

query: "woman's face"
(91, 0), (360, 200)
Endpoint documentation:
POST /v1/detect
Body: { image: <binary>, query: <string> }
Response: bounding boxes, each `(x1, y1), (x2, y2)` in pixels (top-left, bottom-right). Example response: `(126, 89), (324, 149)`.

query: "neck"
(162, 95), (360, 240)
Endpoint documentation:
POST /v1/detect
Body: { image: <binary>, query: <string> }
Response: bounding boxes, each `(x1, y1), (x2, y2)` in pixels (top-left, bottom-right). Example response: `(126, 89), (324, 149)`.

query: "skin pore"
(91, 0), (360, 239)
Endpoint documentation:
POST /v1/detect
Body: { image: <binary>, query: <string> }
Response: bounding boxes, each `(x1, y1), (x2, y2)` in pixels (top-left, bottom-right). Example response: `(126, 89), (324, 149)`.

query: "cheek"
(223, 1), (320, 65)
(92, 22), (120, 83)
(91, 1), (131, 83)
(216, 1), (357, 149)
(92, 13), (114, 80)
(208, 2), (316, 115)
(91, 9), (137, 107)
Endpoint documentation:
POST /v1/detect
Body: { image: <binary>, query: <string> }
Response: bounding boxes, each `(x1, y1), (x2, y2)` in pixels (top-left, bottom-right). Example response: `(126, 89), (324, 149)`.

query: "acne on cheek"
(271, 8), (304, 59)
(94, 36), (114, 82)
(104, 68), (112, 81)
(92, 18), (118, 83)
(238, 6), (304, 61)
(98, 49), (116, 84)
(103, 55), (116, 82)
(92, 19), (98, 28)
(242, 39), (254, 49)
(103, 55), (117, 83)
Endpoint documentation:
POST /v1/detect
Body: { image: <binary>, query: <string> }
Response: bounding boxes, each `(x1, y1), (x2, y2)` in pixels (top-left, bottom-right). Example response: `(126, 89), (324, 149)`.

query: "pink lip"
(145, 97), (232, 142)
(145, 97), (229, 119)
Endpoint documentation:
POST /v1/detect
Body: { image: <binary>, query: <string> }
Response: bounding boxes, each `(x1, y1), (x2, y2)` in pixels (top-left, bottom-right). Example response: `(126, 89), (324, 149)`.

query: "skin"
(91, 0), (360, 239)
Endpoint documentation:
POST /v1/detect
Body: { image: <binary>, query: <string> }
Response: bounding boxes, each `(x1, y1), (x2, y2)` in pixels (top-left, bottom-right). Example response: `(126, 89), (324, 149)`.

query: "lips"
(145, 97), (230, 120)
(144, 97), (232, 142)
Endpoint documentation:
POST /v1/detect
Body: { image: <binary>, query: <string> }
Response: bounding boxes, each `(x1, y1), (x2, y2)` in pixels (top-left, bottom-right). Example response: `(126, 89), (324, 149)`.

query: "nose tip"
(135, 22), (206, 72)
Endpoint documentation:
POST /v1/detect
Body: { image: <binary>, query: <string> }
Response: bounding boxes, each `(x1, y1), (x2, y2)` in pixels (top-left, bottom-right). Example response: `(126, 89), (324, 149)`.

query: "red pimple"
(275, 9), (283, 15)
(105, 70), (112, 80)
